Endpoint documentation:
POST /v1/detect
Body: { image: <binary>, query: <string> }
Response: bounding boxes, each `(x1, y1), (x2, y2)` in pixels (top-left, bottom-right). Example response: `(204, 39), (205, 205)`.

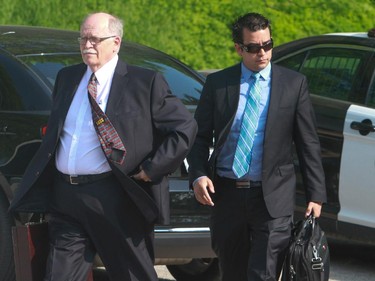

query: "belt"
(235, 180), (262, 188)
(58, 171), (113, 185)
(217, 176), (262, 189)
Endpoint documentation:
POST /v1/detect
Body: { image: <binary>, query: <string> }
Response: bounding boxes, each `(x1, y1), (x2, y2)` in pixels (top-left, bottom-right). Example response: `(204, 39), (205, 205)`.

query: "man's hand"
(305, 201), (322, 218)
(132, 169), (151, 182)
(193, 176), (215, 206)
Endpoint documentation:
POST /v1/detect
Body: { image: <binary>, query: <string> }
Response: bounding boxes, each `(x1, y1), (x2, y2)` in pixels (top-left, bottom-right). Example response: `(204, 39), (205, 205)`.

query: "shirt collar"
(241, 62), (272, 81)
(87, 55), (119, 85)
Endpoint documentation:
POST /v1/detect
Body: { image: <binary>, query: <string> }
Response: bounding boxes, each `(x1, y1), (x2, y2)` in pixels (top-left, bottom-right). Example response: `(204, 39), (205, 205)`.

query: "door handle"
(350, 119), (375, 136)
(0, 125), (16, 136)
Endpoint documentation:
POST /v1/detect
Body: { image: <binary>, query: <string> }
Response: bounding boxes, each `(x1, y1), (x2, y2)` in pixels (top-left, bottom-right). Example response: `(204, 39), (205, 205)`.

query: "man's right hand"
(192, 176), (215, 206)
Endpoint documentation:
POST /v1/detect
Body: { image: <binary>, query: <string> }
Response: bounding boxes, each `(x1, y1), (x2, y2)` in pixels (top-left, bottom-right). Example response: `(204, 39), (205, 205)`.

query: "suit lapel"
(216, 64), (241, 149)
(265, 64), (283, 138)
(226, 65), (241, 120)
(57, 64), (86, 138)
(106, 60), (129, 120)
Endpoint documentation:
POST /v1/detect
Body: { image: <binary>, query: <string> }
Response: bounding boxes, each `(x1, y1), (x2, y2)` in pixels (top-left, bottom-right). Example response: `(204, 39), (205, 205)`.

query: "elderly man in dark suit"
(10, 12), (197, 281)
(188, 13), (326, 281)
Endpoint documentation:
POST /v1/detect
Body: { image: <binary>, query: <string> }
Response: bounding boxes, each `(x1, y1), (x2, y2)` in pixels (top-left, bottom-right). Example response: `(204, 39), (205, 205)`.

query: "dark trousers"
(44, 174), (158, 281)
(211, 178), (292, 281)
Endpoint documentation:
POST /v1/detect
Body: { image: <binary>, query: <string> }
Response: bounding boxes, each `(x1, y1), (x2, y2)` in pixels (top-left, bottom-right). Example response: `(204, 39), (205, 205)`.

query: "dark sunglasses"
(239, 38), (273, 54)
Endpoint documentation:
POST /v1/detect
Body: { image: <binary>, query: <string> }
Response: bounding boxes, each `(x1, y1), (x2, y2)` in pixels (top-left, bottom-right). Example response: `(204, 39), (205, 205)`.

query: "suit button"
(36, 171), (40, 176)
(48, 153), (52, 158)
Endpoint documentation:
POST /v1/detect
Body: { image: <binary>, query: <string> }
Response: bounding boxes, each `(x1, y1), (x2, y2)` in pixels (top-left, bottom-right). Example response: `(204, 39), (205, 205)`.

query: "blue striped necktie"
(232, 73), (261, 178)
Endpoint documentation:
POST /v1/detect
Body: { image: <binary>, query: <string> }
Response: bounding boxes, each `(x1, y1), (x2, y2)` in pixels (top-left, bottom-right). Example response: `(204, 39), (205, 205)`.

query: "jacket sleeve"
(187, 74), (215, 185)
(293, 75), (327, 203)
(141, 72), (197, 181)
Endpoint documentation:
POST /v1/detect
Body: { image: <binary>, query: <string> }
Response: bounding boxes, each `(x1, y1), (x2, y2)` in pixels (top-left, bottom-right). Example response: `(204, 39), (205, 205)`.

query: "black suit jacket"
(188, 63), (326, 218)
(10, 60), (197, 225)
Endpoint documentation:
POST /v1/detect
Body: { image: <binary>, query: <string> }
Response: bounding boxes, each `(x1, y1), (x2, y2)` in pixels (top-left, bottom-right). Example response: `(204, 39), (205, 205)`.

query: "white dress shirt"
(55, 55), (119, 175)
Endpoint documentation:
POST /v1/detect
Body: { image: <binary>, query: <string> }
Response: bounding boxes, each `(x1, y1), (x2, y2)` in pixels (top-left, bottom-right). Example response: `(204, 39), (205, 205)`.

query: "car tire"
(167, 258), (220, 281)
(0, 190), (15, 281)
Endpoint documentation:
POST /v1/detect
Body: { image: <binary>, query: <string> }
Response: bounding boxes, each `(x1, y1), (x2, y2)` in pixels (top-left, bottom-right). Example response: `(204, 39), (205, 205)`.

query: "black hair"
(231, 13), (272, 44)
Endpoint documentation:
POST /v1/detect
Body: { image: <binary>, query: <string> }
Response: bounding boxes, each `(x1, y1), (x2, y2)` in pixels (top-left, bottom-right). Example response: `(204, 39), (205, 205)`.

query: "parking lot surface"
(154, 240), (375, 281)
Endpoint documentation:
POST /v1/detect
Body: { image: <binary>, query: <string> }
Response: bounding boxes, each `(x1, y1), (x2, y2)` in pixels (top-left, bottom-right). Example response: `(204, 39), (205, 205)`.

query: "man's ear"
(234, 43), (243, 57)
(113, 36), (121, 52)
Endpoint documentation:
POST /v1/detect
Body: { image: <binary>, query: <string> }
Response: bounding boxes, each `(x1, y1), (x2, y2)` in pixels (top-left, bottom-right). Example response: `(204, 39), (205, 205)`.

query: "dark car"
(272, 30), (375, 244)
(0, 26), (218, 281)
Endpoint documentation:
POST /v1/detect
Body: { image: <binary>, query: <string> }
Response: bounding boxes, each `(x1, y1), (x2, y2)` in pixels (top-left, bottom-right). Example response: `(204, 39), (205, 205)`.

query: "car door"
(338, 104), (375, 228)
(0, 52), (51, 180)
(273, 41), (374, 222)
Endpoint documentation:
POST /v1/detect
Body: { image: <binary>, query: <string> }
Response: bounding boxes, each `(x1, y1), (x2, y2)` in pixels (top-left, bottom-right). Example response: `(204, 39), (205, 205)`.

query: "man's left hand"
(132, 169), (151, 182)
(305, 201), (322, 218)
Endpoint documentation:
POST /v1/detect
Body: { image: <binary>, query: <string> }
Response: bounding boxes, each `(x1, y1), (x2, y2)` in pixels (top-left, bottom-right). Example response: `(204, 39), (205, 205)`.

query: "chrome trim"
(155, 227), (210, 233)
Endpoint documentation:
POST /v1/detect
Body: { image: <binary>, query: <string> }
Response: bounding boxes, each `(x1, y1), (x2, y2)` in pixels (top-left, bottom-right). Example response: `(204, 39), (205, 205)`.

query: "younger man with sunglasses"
(188, 13), (326, 281)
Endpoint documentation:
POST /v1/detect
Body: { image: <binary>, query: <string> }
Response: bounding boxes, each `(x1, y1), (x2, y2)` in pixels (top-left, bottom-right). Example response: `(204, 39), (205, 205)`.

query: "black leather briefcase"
(282, 215), (330, 281)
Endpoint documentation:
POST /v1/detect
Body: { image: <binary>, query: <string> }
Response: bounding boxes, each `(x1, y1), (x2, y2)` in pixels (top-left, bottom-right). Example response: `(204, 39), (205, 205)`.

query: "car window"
(301, 49), (364, 101)
(19, 54), (83, 89)
(277, 48), (371, 104)
(118, 45), (202, 109)
(0, 53), (51, 111)
(141, 61), (201, 110)
(274, 52), (306, 71)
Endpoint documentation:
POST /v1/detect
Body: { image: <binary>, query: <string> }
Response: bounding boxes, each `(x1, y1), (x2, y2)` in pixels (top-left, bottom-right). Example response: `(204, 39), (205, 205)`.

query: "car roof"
(279, 32), (375, 47)
(324, 32), (371, 38)
(0, 25), (202, 80)
(272, 31), (375, 60)
(0, 25), (81, 55)
(0, 25), (178, 61)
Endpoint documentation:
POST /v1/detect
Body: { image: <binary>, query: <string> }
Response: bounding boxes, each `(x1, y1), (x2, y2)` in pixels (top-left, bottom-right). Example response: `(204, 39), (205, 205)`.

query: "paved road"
(94, 240), (375, 280)
(328, 240), (375, 281)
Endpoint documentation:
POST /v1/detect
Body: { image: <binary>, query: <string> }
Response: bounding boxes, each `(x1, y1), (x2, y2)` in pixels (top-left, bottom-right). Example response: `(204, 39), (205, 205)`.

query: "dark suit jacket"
(188, 63), (326, 218)
(9, 60), (197, 225)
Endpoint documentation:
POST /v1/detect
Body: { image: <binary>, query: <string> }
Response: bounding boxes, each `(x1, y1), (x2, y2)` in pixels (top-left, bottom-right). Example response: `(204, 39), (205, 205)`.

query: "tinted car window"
(147, 61), (201, 108)
(20, 54), (82, 89)
(300, 49), (365, 102)
(0, 53), (51, 111)
(275, 52), (305, 71)
(277, 48), (372, 104)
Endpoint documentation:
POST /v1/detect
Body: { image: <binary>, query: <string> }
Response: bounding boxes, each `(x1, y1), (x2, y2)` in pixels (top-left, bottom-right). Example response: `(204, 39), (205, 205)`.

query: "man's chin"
(83, 57), (98, 66)
(257, 60), (270, 70)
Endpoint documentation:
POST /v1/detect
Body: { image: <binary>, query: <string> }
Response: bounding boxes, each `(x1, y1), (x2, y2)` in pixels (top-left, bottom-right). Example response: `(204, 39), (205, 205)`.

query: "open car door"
(338, 105), (375, 228)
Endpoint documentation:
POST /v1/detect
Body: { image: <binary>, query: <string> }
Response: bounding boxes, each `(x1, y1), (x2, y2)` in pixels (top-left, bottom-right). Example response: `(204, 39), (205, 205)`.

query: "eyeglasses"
(239, 39), (273, 54)
(77, 35), (116, 45)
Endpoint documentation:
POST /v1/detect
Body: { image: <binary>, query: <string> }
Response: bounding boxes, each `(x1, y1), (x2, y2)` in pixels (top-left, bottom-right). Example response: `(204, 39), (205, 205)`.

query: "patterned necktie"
(232, 73), (261, 178)
(88, 73), (126, 165)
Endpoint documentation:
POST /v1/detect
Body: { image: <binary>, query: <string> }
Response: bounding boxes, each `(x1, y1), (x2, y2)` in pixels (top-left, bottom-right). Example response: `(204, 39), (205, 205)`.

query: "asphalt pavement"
(95, 241), (375, 281)
(328, 240), (375, 281)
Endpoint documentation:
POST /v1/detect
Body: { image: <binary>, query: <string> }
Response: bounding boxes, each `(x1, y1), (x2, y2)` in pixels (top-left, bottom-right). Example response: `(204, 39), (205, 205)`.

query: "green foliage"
(0, 0), (374, 70)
